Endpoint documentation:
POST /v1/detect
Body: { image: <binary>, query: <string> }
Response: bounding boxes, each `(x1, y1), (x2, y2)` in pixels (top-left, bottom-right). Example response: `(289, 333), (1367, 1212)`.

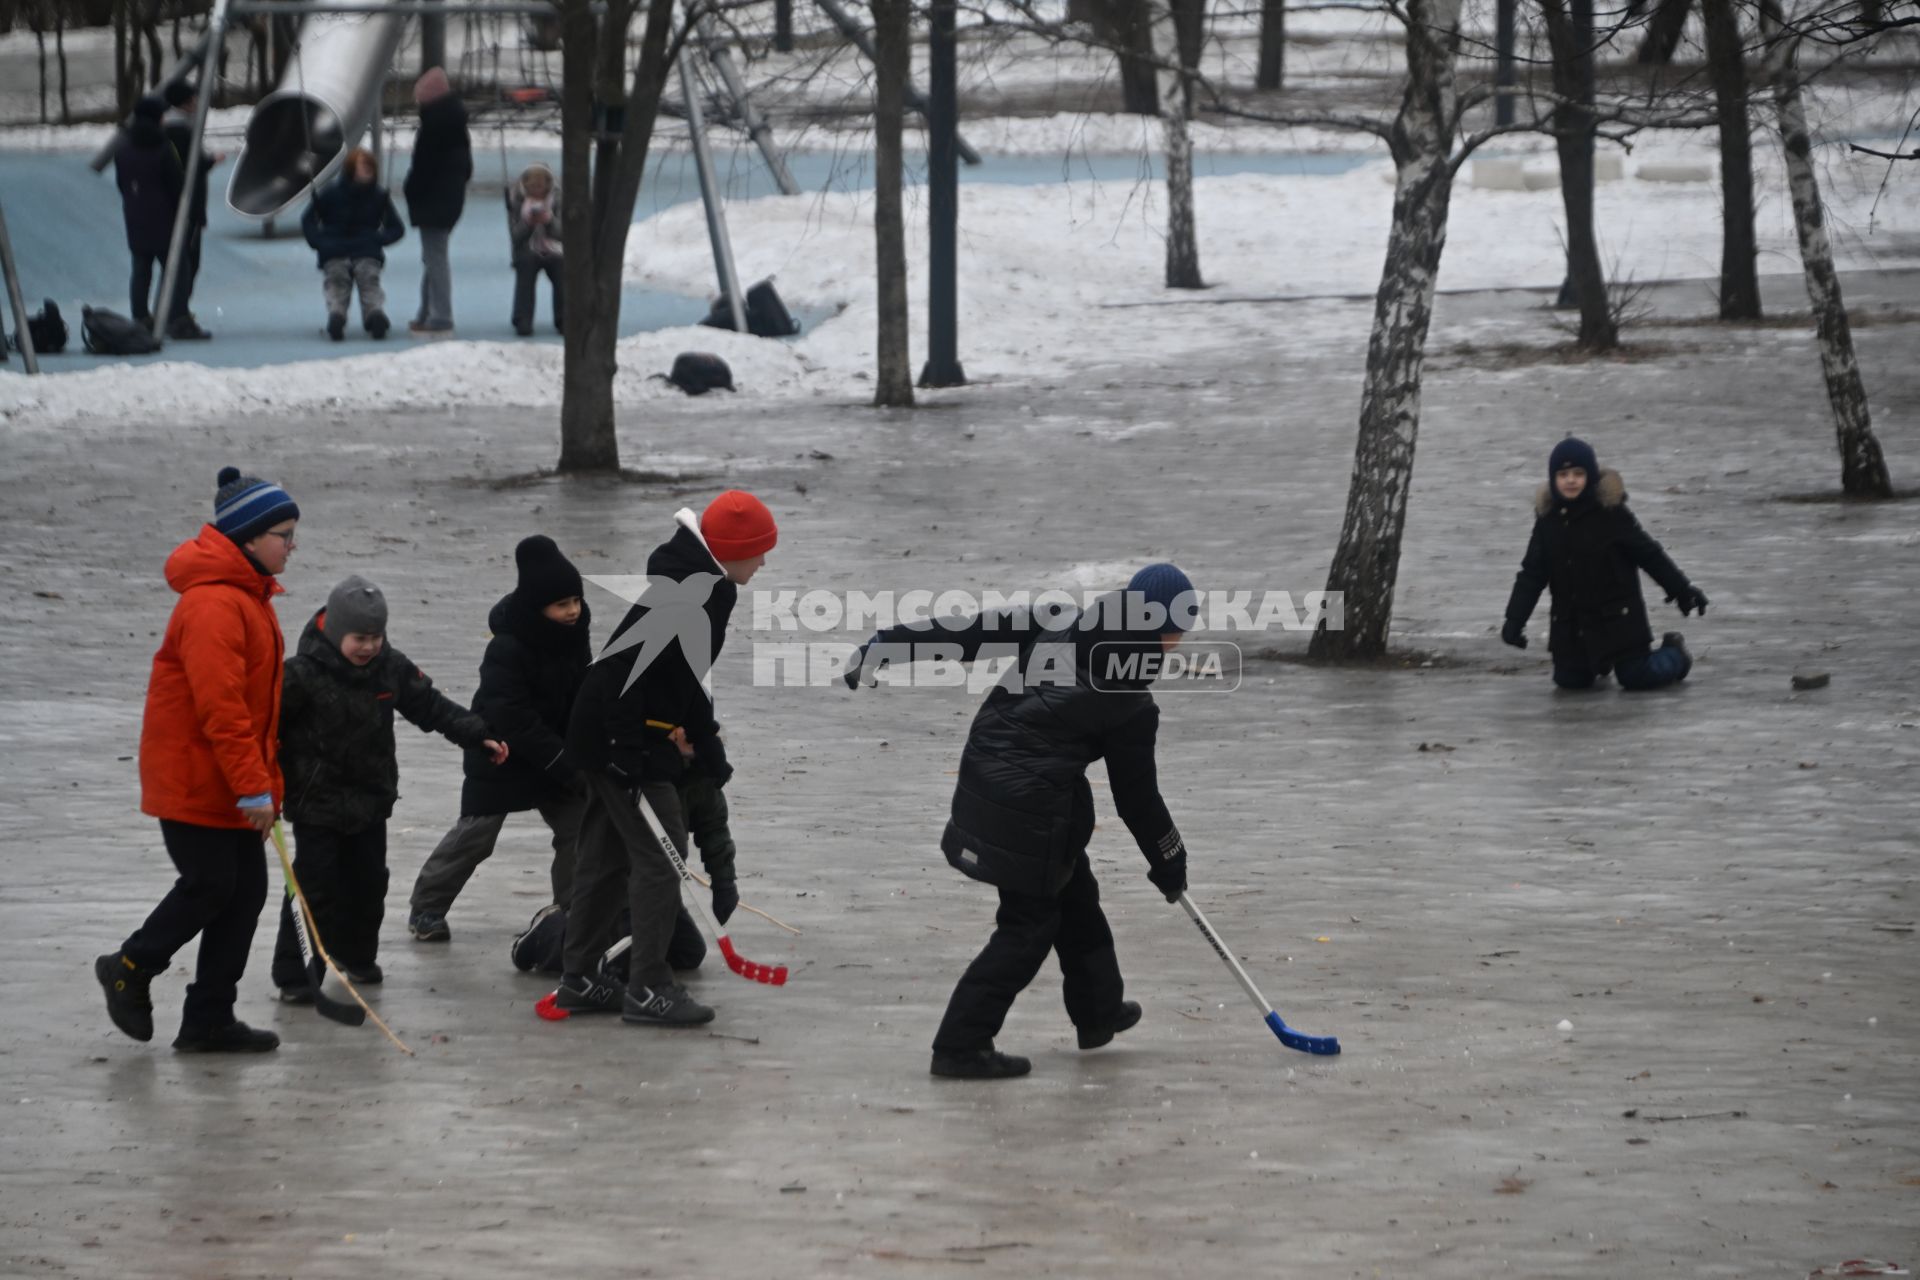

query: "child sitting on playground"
(301, 147), (405, 341)
(506, 162), (563, 337)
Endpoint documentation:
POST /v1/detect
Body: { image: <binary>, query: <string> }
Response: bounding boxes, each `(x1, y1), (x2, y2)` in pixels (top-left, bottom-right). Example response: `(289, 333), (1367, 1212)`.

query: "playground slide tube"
(226, 1), (408, 219)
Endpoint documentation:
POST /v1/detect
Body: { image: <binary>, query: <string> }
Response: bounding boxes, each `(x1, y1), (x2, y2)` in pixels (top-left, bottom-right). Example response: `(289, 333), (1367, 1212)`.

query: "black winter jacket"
(1504, 469), (1695, 670)
(460, 592), (592, 815)
(114, 116), (184, 256)
(568, 522), (734, 785)
(161, 113), (216, 229)
(280, 610), (493, 833)
(300, 176), (405, 268)
(402, 95), (473, 230)
(871, 598), (1185, 899)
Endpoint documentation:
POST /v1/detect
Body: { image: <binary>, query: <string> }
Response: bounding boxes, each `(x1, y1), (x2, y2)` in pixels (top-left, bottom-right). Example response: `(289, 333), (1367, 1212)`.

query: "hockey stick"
(533, 935), (630, 1022)
(683, 866), (802, 936)
(1178, 892), (1340, 1056)
(269, 823), (415, 1055)
(635, 790), (788, 985)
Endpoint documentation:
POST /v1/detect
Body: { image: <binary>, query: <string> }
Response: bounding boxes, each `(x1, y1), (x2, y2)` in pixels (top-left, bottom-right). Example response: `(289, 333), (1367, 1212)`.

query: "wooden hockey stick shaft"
(271, 823), (415, 1056)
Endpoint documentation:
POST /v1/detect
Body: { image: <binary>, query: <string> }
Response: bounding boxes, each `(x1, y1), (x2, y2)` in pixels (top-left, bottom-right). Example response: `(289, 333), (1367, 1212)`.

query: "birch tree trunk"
(870, 0), (915, 407)
(1157, 0), (1203, 289)
(1540, 0), (1616, 349)
(1703, 0), (1760, 319)
(1760, 0), (1894, 498)
(1308, 0), (1464, 661)
(1257, 0), (1284, 90)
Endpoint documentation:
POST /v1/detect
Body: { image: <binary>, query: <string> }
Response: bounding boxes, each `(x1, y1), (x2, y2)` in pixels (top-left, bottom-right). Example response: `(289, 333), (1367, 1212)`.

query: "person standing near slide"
(403, 67), (471, 337)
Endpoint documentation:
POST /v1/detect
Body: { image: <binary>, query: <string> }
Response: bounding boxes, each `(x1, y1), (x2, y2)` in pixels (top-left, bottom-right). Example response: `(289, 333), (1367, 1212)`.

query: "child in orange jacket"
(95, 466), (299, 1054)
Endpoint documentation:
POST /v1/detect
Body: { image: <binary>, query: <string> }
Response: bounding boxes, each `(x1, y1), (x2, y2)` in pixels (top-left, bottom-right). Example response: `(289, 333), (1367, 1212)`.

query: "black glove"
(711, 879), (739, 926)
(1147, 853), (1187, 904)
(1672, 586), (1709, 617)
(1501, 619), (1528, 649)
(843, 633), (893, 690)
(690, 733), (734, 788)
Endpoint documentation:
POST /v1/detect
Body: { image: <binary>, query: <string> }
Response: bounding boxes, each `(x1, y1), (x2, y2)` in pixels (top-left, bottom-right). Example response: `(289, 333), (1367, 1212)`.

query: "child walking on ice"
(846, 564), (1200, 1080)
(1502, 437), (1708, 691)
(270, 576), (506, 1001)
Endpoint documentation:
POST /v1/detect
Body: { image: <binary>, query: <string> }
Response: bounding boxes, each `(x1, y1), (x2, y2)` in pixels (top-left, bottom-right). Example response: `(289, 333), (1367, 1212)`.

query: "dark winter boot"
(553, 970), (626, 1015)
(408, 911), (451, 942)
(167, 315), (213, 340)
(366, 310), (390, 339)
(173, 1020), (280, 1054)
(326, 312), (346, 342)
(511, 905), (566, 973)
(1077, 1000), (1143, 1051)
(95, 951), (161, 1043)
(621, 982), (715, 1027)
(277, 984), (316, 1006)
(930, 1048), (1032, 1080)
(1662, 631), (1693, 679)
(346, 963), (383, 985)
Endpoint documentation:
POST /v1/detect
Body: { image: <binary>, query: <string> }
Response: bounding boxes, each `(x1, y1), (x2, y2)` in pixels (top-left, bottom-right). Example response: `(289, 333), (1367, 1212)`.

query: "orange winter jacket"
(139, 525), (288, 828)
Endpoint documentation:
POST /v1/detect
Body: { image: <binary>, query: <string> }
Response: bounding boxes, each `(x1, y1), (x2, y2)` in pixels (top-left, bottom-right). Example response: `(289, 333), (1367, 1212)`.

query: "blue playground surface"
(2, 141), (1371, 374)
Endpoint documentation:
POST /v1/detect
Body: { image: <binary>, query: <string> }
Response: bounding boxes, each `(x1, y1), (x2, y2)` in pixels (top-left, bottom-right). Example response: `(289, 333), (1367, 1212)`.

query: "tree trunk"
(775, 0), (794, 50)
(1702, 0), (1760, 319)
(1760, 0), (1894, 498)
(1541, 0), (1615, 349)
(870, 0), (915, 407)
(1308, 0), (1463, 661)
(114, 0), (130, 117)
(1257, 0), (1283, 89)
(55, 2), (68, 123)
(35, 20), (47, 124)
(1636, 0), (1690, 64)
(1090, 0), (1160, 114)
(1158, 0), (1203, 289)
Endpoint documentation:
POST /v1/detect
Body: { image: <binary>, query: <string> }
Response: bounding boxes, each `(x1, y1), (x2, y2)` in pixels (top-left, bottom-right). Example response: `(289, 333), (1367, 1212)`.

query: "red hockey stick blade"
(534, 990), (570, 1020)
(719, 936), (789, 986)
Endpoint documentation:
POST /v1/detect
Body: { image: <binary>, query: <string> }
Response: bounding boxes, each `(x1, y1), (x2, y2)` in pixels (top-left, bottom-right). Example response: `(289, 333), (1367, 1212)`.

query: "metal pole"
(153, 0), (232, 339)
(421, 0), (446, 70)
(697, 13), (799, 197)
(812, 0), (982, 165)
(679, 56), (747, 333)
(0, 200), (40, 374)
(774, 0), (793, 52)
(919, 0), (963, 387)
(1495, 0), (1516, 127)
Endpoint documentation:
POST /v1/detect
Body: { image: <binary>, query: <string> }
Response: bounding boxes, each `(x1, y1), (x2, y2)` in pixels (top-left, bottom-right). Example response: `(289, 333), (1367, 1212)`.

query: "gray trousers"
(408, 791), (587, 917)
(414, 227), (453, 328)
(563, 774), (685, 989)
(322, 257), (386, 323)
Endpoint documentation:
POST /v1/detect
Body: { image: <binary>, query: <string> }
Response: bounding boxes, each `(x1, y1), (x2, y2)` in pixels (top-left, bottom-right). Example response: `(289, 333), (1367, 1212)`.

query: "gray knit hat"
(324, 575), (388, 638)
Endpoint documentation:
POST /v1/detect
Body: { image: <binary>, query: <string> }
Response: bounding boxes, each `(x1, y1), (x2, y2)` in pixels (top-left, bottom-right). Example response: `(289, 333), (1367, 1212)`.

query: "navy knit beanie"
(213, 466), (300, 545)
(1548, 437), (1599, 482)
(1126, 562), (1198, 633)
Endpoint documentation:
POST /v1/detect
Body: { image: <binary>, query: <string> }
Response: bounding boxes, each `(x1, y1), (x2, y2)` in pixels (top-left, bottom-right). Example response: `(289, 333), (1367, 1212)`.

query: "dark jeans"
(121, 820), (270, 1029)
(408, 791), (587, 917)
(1554, 640), (1691, 691)
(511, 257), (563, 332)
(129, 232), (197, 324)
(129, 250), (162, 323)
(270, 822), (389, 986)
(563, 774), (686, 990)
(932, 852), (1126, 1054)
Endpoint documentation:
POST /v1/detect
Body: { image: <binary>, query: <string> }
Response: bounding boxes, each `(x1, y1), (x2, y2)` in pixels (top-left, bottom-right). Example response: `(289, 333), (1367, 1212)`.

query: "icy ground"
(0, 264), (1915, 1275)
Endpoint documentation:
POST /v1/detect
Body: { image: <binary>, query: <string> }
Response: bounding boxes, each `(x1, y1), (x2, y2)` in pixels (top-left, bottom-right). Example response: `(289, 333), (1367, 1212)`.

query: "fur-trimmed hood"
(1535, 468), (1625, 515)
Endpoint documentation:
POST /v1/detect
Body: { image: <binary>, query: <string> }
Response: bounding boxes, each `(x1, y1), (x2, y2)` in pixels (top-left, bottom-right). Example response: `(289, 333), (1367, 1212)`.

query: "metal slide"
(226, 2), (407, 219)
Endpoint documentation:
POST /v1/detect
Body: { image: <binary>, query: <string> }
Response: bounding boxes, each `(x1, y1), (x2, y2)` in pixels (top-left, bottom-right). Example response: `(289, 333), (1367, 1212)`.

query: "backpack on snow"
(81, 306), (163, 356)
(700, 277), (800, 339)
(661, 351), (735, 396)
(6, 298), (68, 355)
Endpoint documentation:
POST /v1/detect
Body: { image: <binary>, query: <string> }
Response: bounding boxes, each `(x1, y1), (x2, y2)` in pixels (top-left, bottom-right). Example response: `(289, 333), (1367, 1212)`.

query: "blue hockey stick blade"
(1266, 1010), (1340, 1055)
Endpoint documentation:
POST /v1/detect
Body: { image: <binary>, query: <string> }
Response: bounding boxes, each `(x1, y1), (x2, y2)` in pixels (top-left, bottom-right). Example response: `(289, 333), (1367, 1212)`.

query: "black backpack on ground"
(6, 298), (68, 355)
(81, 306), (163, 356)
(700, 277), (801, 339)
(662, 351), (735, 396)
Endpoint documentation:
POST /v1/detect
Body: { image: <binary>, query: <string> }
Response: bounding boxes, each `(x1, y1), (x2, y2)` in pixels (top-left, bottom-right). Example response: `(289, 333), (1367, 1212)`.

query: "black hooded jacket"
(402, 95), (473, 230)
(280, 610), (493, 833)
(114, 114), (184, 256)
(567, 523), (735, 785)
(459, 592), (592, 815)
(1504, 469), (1695, 670)
(869, 595), (1184, 898)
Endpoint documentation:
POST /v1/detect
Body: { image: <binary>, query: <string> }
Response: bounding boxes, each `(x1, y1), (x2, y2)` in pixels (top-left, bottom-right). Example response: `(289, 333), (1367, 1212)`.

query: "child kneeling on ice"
(846, 564), (1199, 1080)
(270, 576), (507, 1000)
(1502, 437), (1708, 691)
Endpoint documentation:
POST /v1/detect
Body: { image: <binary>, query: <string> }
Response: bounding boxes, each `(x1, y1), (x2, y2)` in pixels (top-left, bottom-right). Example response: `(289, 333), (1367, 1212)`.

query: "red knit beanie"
(701, 490), (778, 561)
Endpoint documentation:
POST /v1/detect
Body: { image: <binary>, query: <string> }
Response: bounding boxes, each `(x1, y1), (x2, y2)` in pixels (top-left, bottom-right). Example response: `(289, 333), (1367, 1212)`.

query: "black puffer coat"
(402, 95), (473, 230)
(162, 113), (216, 229)
(114, 114), (184, 256)
(568, 522), (734, 785)
(873, 597), (1184, 899)
(300, 176), (405, 267)
(1504, 469), (1695, 671)
(280, 611), (493, 833)
(460, 592), (592, 815)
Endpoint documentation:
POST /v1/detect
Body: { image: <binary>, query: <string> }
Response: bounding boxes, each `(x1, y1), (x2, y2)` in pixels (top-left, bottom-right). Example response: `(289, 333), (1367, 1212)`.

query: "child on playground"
(301, 146), (405, 341)
(553, 492), (776, 1026)
(845, 564), (1200, 1080)
(1502, 437), (1709, 691)
(406, 536), (592, 950)
(506, 162), (563, 337)
(269, 576), (506, 1002)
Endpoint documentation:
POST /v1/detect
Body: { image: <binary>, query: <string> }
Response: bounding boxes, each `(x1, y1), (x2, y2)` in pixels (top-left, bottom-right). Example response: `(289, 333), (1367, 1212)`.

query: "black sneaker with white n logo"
(554, 971), (626, 1014)
(622, 983), (716, 1026)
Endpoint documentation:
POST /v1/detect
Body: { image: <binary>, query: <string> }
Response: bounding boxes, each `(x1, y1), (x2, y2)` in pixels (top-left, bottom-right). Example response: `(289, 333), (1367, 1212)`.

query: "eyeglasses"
(259, 529), (298, 550)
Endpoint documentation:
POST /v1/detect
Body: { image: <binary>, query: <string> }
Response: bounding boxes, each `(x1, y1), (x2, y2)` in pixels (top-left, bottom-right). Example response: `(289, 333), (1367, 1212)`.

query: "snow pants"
(121, 820), (269, 1030)
(322, 257), (386, 324)
(562, 774), (686, 990)
(932, 851), (1126, 1054)
(511, 256), (563, 333)
(270, 821), (388, 985)
(408, 790), (587, 918)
